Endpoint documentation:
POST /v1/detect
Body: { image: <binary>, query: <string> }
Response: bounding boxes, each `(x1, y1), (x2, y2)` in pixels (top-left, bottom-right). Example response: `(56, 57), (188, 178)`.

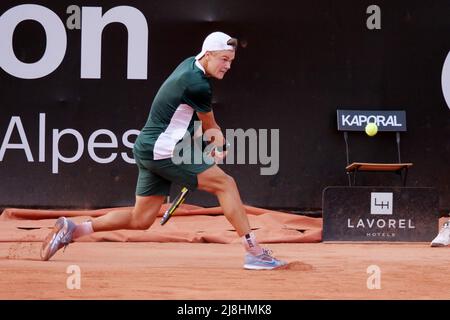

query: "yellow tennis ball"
(365, 122), (378, 136)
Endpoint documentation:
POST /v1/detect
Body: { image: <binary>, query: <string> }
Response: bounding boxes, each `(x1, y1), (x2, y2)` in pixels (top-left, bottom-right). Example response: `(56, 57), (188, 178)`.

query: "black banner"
(0, 1), (449, 211)
(323, 186), (439, 241)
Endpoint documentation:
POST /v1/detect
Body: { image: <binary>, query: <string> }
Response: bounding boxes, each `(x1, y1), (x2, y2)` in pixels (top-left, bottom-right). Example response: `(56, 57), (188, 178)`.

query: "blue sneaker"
(244, 248), (287, 270)
(40, 217), (76, 261)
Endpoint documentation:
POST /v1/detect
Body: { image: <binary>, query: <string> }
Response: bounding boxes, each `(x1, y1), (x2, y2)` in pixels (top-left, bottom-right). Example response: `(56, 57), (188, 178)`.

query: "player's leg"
(90, 195), (165, 232)
(84, 157), (170, 232)
(148, 157), (251, 235)
(41, 157), (168, 261)
(197, 165), (286, 269)
(40, 195), (166, 261)
(130, 156), (287, 270)
(77, 158), (169, 233)
(197, 165), (250, 236)
(156, 149), (252, 237)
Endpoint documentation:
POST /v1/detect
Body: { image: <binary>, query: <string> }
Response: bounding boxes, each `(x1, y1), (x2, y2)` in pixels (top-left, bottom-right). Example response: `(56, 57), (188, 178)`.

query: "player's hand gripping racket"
(160, 187), (189, 225)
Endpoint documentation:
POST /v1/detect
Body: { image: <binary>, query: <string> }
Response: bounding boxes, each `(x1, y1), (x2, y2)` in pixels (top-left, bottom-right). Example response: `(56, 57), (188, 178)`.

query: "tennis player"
(41, 31), (286, 270)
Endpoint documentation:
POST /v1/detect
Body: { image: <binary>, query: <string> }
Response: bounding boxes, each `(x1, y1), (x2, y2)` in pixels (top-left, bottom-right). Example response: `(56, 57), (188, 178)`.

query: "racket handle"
(160, 211), (171, 225)
(160, 187), (189, 225)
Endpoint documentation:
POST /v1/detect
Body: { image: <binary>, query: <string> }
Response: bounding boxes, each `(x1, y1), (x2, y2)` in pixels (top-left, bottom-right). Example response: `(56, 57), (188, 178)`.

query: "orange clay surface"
(1, 241), (450, 299)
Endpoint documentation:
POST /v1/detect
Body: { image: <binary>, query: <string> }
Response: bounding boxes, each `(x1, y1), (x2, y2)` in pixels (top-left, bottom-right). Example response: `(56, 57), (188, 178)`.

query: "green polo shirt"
(134, 56), (212, 160)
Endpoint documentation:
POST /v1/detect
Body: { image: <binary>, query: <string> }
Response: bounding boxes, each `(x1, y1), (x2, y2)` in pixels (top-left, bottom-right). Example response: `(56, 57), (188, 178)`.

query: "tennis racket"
(160, 187), (189, 225)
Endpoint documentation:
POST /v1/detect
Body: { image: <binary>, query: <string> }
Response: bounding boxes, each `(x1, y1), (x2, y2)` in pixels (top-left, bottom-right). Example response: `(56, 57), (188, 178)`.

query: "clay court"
(1, 0), (449, 306)
(1, 206), (449, 300)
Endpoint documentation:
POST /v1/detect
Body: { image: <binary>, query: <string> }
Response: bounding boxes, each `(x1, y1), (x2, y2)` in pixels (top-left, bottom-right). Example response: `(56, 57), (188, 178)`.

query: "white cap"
(195, 32), (235, 60)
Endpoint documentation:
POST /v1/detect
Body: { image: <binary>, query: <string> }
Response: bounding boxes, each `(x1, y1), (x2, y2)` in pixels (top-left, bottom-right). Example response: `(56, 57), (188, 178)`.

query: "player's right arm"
(184, 79), (227, 156)
(196, 111), (226, 148)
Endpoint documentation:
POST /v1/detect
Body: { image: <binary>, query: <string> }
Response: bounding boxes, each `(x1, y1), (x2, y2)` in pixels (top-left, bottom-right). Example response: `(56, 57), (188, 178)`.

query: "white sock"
(241, 232), (263, 256)
(72, 221), (94, 240)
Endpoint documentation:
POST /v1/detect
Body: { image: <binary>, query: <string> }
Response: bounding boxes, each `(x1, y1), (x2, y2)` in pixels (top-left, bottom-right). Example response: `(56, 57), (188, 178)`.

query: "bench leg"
(402, 168), (408, 186)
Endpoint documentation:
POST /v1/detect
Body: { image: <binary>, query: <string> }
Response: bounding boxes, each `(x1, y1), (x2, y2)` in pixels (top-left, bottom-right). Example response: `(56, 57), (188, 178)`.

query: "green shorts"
(134, 154), (214, 196)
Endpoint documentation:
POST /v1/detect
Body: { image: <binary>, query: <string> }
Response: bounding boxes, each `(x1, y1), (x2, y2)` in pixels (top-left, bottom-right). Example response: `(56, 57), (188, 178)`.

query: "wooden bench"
(346, 162), (413, 186)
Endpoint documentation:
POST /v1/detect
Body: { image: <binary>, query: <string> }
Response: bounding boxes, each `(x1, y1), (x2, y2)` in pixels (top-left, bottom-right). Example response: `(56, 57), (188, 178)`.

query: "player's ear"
(201, 51), (210, 63)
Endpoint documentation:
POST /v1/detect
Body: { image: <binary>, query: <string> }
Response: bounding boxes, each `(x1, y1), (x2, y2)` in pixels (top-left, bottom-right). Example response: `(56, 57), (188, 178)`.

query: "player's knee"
(131, 219), (152, 230)
(129, 212), (154, 230)
(213, 173), (236, 194)
(224, 174), (237, 188)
